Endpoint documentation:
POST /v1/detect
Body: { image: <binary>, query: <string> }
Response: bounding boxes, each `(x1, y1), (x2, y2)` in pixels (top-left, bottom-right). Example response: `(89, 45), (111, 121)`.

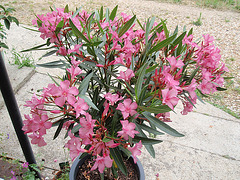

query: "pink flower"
(29, 133), (47, 147)
(79, 113), (96, 144)
(117, 69), (135, 82)
(128, 141), (142, 163)
(198, 79), (213, 94)
(104, 93), (123, 105)
(49, 80), (78, 106)
(67, 65), (82, 80)
(162, 88), (179, 110)
(91, 155), (113, 173)
(166, 56), (184, 71)
(116, 99), (138, 119)
(73, 97), (89, 118)
(117, 120), (139, 140)
(66, 132), (86, 160)
(22, 162), (29, 168)
(68, 44), (82, 54)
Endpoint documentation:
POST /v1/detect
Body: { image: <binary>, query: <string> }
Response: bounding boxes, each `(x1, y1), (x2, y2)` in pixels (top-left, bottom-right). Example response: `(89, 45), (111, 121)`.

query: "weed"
(225, 18), (230, 22)
(9, 48), (35, 69)
(192, 12), (202, 26)
(207, 101), (240, 119)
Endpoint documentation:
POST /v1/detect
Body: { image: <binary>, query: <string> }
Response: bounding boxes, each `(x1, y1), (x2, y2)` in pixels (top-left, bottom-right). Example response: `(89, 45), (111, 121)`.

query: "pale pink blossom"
(73, 97), (89, 118)
(116, 99), (138, 119)
(166, 56), (184, 71)
(162, 88), (179, 110)
(29, 133), (47, 147)
(128, 141), (142, 163)
(91, 155), (113, 173)
(117, 69), (135, 82)
(104, 93), (123, 105)
(117, 120), (139, 140)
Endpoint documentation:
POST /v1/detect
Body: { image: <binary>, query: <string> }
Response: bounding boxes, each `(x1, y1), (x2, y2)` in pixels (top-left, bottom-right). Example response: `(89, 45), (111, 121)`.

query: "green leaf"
(142, 112), (184, 137)
(109, 5), (118, 21)
(100, 6), (103, 20)
(4, 18), (10, 30)
(42, 50), (58, 57)
(216, 87), (227, 91)
(135, 63), (148, 101)
(53, 120), (64, 140)
(110, 148), (127, 176)
(187, 27), (193, 36)
(170, 31), (186, 49)
(71, 124), (81, 134)
(138, 123), (164, 135)
(21, 43), (49, 52)
(145, 17), (155, 45)
(78, 71), (94, 94)
(146, 64), (158, 74)
(103, 137), (112, 142)
(135, 123), (155, 158)
(148, 33), (177, 54)
(11, 16), (19, 26)
(72, 7), (82, 18)
(132, 135), (162, 145)
(64, 4), (69, 13)
(37, 60), (66, 68)
(78, 94), (99, 110)
(161, 19), (169, 38)
(188, 66), (200, 83)
(47, 73), (60, 86)
(0, 42), (8, 49)
(69, 19), (90, 43)
(118, 15), (136, 37)
(139, 105), (171, 114)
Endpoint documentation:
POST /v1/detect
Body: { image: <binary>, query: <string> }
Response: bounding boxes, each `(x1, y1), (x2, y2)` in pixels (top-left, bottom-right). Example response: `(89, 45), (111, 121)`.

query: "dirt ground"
(1, 0), (240, 117)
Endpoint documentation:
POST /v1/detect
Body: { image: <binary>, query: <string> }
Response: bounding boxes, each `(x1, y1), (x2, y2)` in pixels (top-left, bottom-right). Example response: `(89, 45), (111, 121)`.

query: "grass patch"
(207, 101), (240, 119)
(9, 48), (35, 69)
(152, 0), (240, 12)
(192, 12), (202, 26)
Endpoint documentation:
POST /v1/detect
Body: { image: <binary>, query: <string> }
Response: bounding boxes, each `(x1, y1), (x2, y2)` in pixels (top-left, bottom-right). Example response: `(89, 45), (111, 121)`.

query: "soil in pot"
(76, 158), (138, 180)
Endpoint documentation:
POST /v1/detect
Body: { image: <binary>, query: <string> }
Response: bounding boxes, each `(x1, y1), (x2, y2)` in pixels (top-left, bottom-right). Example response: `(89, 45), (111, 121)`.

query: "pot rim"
(69, 154), (145, 180)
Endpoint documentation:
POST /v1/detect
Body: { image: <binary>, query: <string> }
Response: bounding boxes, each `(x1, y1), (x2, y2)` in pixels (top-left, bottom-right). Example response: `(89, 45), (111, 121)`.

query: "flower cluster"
(23, 5), (228, 176)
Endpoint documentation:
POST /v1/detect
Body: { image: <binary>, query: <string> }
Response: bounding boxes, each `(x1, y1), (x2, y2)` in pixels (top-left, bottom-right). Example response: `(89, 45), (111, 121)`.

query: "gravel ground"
(2, 0), (240, 117)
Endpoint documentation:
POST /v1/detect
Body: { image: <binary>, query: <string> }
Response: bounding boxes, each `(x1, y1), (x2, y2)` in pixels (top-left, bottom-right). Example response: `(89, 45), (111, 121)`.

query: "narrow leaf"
(118, 15), (136, 37)
(148, 33), (177, 54)
(69, 19), (90, 43)
(110, 148), (127, 176)
(78, 94), (99, 110)
(135, 63), (148, 100)
(142, 112), (184, 137)
(53, 120), (64, 139)
(78, 71), (94, 94)
(138, 123), (164, 135)
(139, 105), (171, 114)
(109, 5), (118, 21)
(132, 135), (162, 145)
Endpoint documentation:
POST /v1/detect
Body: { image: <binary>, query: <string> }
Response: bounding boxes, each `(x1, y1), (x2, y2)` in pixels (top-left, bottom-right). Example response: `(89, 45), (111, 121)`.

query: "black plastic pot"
(69, 154), (145, 180)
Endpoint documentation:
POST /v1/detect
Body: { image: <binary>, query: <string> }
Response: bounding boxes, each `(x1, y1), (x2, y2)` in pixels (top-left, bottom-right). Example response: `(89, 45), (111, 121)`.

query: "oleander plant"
(22, 5), (228, 178)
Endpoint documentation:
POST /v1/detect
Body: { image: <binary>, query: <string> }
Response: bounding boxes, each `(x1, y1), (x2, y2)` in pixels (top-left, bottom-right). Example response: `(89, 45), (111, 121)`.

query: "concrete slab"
(159, 109), (240, 160)
(139, 141), (240, 180)
(175, 100), (239, 122)
(0, 61), (35, 109)
(0, 73), (69, 178)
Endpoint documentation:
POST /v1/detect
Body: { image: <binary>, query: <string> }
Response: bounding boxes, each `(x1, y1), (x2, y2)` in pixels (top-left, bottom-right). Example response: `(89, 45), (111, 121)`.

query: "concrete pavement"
(0, 24), (239, 179)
